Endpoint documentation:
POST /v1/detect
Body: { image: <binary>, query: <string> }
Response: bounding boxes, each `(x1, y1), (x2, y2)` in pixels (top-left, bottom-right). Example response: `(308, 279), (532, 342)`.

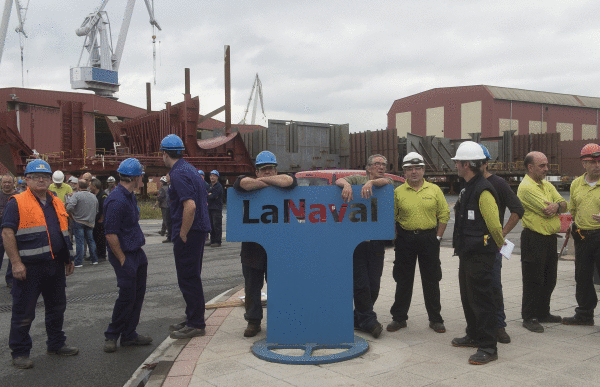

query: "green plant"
(138, 199), (162, 220)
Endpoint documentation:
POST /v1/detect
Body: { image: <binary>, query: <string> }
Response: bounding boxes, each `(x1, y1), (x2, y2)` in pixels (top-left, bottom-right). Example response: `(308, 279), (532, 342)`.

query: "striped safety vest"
(13, 188), (73, 262)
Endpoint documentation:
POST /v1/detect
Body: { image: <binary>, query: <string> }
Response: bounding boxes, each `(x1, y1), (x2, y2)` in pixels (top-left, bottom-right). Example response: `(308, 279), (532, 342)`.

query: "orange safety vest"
(13, 188), (73, 262)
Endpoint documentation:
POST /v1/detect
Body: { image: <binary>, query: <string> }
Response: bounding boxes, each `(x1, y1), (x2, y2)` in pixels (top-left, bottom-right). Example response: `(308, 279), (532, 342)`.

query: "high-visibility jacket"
(13, 188), (73, 263)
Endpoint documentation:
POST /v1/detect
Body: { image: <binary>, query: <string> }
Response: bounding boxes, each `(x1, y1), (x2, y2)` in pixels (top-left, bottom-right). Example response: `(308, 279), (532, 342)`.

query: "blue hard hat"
(18, 179), (23, 184)
(198, 170), (205, 176)
(24, 159), (52, 175)
(160, 134), (185, 152)
(479, 143), (491, 160)
(255, 151), (277, 167)
(210, 170), (219, 177)
(117, 158), (144, 176)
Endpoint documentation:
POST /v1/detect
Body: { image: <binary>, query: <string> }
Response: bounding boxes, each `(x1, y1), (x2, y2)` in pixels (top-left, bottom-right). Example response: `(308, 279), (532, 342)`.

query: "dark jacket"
(207, 182), (223, 211)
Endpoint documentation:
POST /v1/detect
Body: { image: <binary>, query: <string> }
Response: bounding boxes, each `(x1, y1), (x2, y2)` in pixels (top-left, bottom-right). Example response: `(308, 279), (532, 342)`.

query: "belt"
(578, 228), (600, 238)
(398, 225), (436, 235)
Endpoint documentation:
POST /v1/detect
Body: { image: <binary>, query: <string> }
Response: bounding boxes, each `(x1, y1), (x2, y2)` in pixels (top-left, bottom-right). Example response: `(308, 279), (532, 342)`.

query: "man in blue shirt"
(103, 158), (153, 353)
(161, 134), (211, 339)
(207, 170), (223, 247)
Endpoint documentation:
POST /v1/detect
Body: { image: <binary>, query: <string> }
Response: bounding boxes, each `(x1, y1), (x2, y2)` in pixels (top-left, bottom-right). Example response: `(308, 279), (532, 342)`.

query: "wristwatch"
(436, 236), (442, 241)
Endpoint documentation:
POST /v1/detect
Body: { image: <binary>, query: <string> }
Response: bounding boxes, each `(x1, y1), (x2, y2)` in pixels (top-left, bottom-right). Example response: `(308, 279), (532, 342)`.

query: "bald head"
(1, 174), (15, 194)
(524, 151), (549, 182)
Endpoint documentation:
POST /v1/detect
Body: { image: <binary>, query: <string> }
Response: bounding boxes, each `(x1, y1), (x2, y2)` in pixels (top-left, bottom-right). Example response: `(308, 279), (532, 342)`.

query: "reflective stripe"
(62, 230), (70, 238)
(16, 226), (47, 236)
(18, 246), (52, 257)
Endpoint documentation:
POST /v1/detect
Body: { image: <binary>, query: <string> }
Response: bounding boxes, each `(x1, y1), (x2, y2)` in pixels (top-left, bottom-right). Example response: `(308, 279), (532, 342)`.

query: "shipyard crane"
(0, 0), (30, 84)
(239, 73), (266, 125)
(70, 0), (161, 98)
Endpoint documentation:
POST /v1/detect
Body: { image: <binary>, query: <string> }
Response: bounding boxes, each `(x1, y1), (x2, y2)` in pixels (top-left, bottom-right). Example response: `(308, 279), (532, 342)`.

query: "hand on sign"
(361, 182), (374, 199)
(341, 185), (353, 203)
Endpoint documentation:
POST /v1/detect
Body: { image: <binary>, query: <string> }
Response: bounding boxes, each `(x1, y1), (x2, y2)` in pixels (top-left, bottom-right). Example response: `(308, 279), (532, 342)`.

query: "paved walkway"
(152, 246), (600, 387)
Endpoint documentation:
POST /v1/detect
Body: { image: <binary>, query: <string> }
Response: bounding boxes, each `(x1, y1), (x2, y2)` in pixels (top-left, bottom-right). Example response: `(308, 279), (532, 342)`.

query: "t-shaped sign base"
(227, 185), (394, 364)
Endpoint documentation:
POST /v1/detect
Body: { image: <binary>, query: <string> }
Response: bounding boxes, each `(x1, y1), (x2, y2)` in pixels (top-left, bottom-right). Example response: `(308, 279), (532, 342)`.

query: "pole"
(185, 67), (190, 95)
(224, 45), (231, 136)
(146, 82), (151, 113)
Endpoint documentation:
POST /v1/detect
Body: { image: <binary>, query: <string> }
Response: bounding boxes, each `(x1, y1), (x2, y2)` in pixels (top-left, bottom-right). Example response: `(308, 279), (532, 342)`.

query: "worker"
(160, 134), (211, 339)
(517, 151), (567, 333)
(16, 179), (26, 193)
(154, 175), (172, 243)
(198, 170), (210, 191)
(48, 170), (73, 204)
(2, 159), (78, 369)
(0, 174), (18, 288)
(451, 141), (504, 365)
(233, 151), (296, 337)
(103, 158), (153, 353)
(478, 144), (524, 344)
(67, 176), (79, 194)
(207, 170), (223, 248)
(388, 152), (449, 334)
(105, 176), (117, 196)
(335, 154), (393, 339)
(90, 178), (108, 261)
(562, 144), (600, 326)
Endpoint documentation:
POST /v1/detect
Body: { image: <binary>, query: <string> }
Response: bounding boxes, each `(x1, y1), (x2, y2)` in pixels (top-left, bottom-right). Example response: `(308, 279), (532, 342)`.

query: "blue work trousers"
(492, 252), (507, 328)
(105, 249), (148, 342)
(0, 241), (13, 285)
(9, 261), (67, 358)
(173, 230), (207, 329)
(73, 221), (97, 265)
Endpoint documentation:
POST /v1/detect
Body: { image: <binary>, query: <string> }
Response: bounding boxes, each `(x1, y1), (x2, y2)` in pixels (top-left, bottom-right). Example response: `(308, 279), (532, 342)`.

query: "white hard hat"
(67, 176), (79, 184)
(160, 176), (167, 183)
(52, 170), (65, 184)
(451, 141), (486, 161)
(107, 176), (116, 182)
(402, 152), (425, 168)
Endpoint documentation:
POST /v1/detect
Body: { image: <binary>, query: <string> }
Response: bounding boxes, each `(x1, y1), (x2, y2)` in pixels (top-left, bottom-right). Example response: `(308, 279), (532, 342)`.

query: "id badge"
(468, 210), (475, 220)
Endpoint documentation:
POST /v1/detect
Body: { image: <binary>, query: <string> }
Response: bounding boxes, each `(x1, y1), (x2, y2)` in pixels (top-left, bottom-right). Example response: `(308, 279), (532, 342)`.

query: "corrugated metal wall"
(512, 132), (561, 166)
(349, 129), (399, 173)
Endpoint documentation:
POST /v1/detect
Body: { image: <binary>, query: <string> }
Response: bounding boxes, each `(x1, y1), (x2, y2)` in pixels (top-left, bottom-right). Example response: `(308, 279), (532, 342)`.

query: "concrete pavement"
(147, 245), (600, 387)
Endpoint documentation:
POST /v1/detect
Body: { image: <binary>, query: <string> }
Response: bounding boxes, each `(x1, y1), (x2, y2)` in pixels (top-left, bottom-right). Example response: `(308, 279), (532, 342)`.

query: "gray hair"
(1, 174), (15, 183)
(91, 178), (102, 190)
(367, 154), (387, 166)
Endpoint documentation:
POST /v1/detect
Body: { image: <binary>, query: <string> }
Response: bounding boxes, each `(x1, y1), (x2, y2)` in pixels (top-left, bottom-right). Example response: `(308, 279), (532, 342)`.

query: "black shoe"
(496, 328), (511, 344)
(47, 344), (79, 356)
(104, 339), (117, 353)
(12, 356), (33, 369)
(244, 323), (261, 337)
(370, 322), (383, 339)
(170, 327), (206, 339)
(538, 314), (562, 323)
(159, 231), (166, 236)
(523, 318), (544, 333)
(169, 320), (187, 332)
(210, 243), (221, 248)
(162, 238), (172, 243)
(452, 335), (479, 348)
(386, 320), (407, 332)
(121, 334), (152, 346)
(562, 316), (594, 326)
(429, 322), (446, 333)
(468, 349), (498, 365)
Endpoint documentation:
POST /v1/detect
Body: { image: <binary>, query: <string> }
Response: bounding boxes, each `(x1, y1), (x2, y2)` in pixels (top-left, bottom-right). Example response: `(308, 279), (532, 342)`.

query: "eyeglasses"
(27, 174), (51, 181)
(370, 162), (386, 167)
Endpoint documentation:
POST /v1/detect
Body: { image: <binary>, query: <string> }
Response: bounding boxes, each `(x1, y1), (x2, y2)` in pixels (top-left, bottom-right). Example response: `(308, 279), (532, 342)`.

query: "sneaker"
(452, 335), (479, 348)
(74, 264), (83, 268)
(169, 320), (187, 332)
(429, 321), (446, 333)
(92, 261), (98, 265)
(468, 349), (498, 365)
(47, 344), (79, 356)
(523, 318), (544, 333)
(562, 316), (594, 326)
(538, 314), (562, 323)
(104, 339), (117, 353)
(210, 243), (221, 248)
(121, 334), (153, 346)
(12, 356), (33, 369)
(370, 322), (383, 338)
(244, 323), (261, 337)
(496, 328), (511, 344)
(170, 326), (206, 339)
(386, 320), (407, 332)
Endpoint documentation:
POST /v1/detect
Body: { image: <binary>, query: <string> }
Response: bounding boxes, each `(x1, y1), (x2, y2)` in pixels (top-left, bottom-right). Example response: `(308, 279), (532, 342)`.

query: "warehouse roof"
(484, 85), (600, 108)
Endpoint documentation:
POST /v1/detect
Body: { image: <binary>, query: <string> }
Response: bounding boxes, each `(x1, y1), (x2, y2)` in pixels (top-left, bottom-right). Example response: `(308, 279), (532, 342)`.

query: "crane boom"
(0, 0), (14, 68)
(240, 73), (266, 125)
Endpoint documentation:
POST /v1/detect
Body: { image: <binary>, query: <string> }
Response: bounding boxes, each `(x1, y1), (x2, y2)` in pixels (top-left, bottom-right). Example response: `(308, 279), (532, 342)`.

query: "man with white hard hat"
(105, 176), (117, 196)
(450, 141), (504, 365)
(49, 171), (72, 204)
(387, 152), (449, 334)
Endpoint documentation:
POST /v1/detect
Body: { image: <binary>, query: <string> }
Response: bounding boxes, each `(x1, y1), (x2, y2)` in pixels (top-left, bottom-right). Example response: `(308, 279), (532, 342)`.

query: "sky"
(1, 0), (600, 132)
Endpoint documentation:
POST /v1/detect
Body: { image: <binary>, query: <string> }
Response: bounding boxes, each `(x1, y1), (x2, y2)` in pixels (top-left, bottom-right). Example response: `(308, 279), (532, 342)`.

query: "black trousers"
(160, 207), (172, 238)
(353, 241), (385, 331)
(93, 222), (106, 259)
(521, 228), (558, 320)
(573, 232), (600, 320)
(390, 229), (443, 323)
(243, 262), (267, 324)
(459, 252), (497, 353)
(209, 209), (222, 244)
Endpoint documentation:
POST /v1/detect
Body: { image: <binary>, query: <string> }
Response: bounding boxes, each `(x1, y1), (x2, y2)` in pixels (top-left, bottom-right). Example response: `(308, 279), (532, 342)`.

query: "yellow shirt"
(517, 174), (565, 235)
(479, 190), (505, 248)
(394, 180), (450, 230)
(48, 183), (73, 204)
(569, 173), (600, 230)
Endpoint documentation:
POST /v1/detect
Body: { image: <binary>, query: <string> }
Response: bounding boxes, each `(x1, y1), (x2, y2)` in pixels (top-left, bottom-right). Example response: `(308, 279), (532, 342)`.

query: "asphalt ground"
(0, 218), (243, 387)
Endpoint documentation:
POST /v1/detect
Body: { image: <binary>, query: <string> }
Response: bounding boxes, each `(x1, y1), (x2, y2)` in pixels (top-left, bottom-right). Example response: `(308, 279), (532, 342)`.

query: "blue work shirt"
(103, 184), (145, 253)
(2, 191), (66, 259)
(168, 158), (211, 239)
(207, 182), (223, 211)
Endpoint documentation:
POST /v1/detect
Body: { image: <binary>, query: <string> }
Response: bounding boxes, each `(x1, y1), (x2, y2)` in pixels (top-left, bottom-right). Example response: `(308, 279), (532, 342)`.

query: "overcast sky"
(1, 0), (600, 132)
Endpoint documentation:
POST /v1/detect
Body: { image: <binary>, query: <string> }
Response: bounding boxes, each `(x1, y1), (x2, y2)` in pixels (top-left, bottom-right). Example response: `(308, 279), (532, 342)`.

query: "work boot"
(468, 349), (498, 365)
(210, 243), (221, 248)
(162, 238), (172, 243)
(429, 322), (446, 333)
(121, 335), (153, 346)
(159, 230), (165, 236)
(386, 320), (407, 332)
(169, 320), (187, 332)
(170, 327), (206, 339)
(370, 322), (383, 339)
(47, 344), (79, 356)
(104, 339), (117, 353)
(538, 314), (562, 323)
(244, 323), (261, 337)
(523, 318), (544, 333)
(12, 356), (33, 369)
(451, 335), (479, 348)
(562, 315), (594, 326)
(496, 328), (511, 344)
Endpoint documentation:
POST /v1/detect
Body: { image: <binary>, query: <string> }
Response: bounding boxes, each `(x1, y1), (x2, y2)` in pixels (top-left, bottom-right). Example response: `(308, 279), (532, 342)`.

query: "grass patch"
(139, 199), (162, 220)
